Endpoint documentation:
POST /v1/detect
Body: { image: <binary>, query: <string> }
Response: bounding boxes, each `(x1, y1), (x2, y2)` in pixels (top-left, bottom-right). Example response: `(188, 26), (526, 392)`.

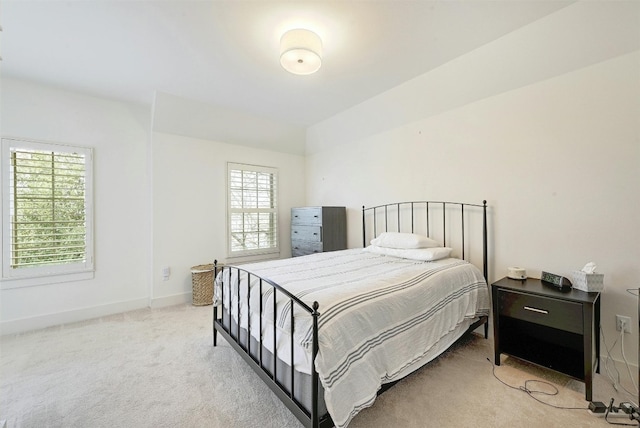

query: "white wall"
(150, 131), (306, 306)
(306, 49), (640, 373)
(0, 78), (152, 333)
(0, 79), (307, 331)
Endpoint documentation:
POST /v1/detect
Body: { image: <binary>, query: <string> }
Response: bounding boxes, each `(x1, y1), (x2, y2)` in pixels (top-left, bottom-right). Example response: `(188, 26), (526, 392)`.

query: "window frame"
(1, 137), (94, 287)
(226, 162), (279, 259)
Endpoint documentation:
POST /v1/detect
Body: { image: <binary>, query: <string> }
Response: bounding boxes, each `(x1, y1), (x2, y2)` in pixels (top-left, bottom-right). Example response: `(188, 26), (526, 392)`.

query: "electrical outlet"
(616, 315), (631, 333)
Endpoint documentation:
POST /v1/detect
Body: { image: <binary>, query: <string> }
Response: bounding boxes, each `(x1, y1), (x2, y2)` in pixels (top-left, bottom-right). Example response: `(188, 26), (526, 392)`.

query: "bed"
(213, 201), (490, 428)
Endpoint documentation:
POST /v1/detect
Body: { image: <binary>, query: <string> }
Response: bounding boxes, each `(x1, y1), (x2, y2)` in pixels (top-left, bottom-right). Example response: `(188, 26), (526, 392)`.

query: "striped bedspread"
(214, 248), (489, 427)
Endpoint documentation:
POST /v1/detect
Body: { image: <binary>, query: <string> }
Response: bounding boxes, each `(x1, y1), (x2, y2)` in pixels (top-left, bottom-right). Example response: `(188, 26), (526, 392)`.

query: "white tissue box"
(571, 271), (604, 292)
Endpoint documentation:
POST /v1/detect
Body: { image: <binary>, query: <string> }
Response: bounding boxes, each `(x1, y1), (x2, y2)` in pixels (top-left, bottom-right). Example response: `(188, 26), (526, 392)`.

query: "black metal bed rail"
(362, 200), (488, 280)
(212, 261), (325, 428)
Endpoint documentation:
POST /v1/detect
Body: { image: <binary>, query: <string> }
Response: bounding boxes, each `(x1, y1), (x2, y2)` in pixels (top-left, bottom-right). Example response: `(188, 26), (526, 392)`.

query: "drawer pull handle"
(524, 306), (548, 314)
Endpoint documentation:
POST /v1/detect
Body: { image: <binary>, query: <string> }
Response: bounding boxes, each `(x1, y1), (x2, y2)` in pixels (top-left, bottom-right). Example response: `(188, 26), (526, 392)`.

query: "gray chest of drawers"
(291, 206), (346, 257)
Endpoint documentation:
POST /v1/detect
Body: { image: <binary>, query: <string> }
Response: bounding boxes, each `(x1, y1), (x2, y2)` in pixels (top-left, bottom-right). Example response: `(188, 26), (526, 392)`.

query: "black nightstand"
(492, 277), (601, 401)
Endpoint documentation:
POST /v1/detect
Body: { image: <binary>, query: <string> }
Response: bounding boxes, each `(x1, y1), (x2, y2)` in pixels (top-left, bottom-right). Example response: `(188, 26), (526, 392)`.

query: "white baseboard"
(602, 355), (639, 396)
(0, 297), (149, 336)
(0, 292), (193, 336)
(150, 291), (191, 308)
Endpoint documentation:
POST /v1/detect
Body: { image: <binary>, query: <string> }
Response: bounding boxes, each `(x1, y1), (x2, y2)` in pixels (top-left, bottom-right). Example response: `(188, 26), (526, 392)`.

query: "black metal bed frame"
(362, 200), (488, 279)
(213, 200), (489, 428)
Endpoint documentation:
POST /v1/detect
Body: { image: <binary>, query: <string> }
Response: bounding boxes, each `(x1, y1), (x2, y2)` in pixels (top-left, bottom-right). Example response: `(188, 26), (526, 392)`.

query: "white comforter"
(214, 249), (489, 427)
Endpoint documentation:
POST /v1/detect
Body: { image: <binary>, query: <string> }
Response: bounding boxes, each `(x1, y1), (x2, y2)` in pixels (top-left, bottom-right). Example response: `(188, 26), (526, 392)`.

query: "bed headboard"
(362, 200), (488, 280)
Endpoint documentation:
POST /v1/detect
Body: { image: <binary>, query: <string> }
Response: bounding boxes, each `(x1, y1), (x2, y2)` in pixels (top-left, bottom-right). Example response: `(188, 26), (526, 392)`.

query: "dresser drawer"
(291, 208), (322, 225)
(291, 241), (323, 257)
(291, 225), (322, 242)
(498, 290), (583, 334)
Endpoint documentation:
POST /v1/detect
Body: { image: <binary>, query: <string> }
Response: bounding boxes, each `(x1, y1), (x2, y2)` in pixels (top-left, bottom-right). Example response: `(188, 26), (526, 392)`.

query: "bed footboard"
(212, 262), (332, 428)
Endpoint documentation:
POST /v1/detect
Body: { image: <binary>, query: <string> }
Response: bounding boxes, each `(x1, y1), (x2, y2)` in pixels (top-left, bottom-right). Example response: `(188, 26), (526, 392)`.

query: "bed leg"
(213, 260), (219, 347)
(213, 306), (218, 347)
(484, 318), (489, 339)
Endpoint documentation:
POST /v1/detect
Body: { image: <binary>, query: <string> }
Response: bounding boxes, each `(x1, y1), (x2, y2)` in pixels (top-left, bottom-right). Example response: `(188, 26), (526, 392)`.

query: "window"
(227, 162), (278, 257)
(1, 138), (94, 283)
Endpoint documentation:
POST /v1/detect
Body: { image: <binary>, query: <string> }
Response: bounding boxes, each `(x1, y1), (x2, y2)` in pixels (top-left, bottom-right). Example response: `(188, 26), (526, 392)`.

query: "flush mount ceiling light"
(280, 29), (322, 75)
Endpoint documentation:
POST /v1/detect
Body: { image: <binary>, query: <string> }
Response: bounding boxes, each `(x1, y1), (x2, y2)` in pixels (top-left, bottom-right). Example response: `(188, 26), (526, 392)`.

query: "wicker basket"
(191, 264), (215, 306)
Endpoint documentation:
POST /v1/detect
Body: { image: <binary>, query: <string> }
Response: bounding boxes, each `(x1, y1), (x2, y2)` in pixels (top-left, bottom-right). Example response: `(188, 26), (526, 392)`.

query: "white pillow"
(370, 232), (439, 249)
(364, 245), (453, 261)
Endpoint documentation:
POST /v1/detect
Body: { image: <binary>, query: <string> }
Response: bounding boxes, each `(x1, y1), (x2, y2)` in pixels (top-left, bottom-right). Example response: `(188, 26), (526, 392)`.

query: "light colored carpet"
(0, 304), (634, 428)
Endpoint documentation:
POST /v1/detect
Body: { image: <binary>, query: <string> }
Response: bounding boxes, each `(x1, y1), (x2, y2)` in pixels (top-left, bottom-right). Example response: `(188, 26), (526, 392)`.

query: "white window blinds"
(2, 138), (94, 281)
(227, 163), (279, 257)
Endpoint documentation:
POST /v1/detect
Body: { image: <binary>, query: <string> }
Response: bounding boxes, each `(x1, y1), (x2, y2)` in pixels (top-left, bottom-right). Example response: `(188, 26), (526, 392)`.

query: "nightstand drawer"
(291, 208), (322, 226)
(291, 225), (322, 242)
(498, 290), (583, 334)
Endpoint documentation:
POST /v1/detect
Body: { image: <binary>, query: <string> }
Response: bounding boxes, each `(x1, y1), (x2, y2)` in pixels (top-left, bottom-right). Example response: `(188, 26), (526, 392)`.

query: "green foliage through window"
(10, 148), (87, 268)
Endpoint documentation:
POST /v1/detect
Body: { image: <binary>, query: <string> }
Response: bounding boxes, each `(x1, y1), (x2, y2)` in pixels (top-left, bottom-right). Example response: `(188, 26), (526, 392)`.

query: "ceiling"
(2, 0), (574, 130)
